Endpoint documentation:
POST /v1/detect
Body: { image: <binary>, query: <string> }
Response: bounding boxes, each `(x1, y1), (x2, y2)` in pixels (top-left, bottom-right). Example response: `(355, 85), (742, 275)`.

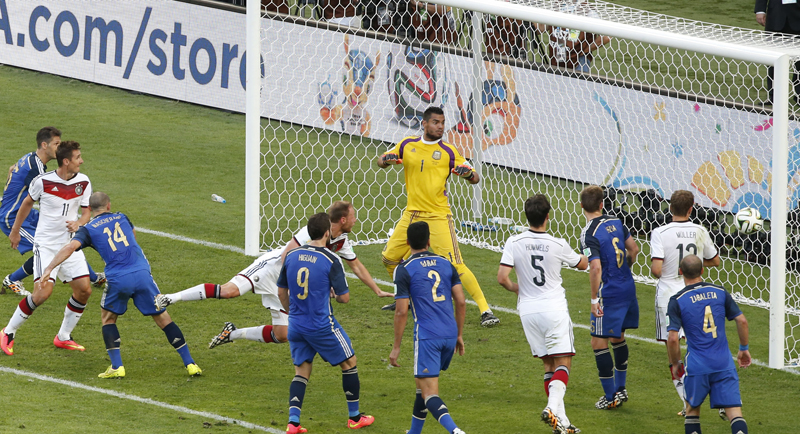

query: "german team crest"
(75, 184), (83, 195)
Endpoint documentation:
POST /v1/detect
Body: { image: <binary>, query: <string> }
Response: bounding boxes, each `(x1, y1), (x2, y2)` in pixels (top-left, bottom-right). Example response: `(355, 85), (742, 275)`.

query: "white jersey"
(500, 230), (582, 315)
(291, 226), (356, 261)
(650, 220), (718, 303)
(28, 171), (91, 246)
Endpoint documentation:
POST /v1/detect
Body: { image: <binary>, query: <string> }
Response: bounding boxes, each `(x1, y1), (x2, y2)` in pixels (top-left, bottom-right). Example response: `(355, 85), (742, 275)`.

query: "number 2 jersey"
(72, 212), (150, 277)
(500, 230), (583, 315)
(28, 171), (91, 246)
(651, 221), (719, 304)
(667, 282), (742, 375)
(579, 215), (636, 305)
(393, 251), (461, 340)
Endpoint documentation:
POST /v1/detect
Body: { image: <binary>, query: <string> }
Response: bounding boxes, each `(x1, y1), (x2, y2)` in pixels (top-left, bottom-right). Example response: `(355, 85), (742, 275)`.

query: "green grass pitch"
(0, 2), (798, 431)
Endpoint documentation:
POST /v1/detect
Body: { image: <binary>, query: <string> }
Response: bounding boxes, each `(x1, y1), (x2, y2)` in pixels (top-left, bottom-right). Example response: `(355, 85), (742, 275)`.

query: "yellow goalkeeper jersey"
(386, 136), (467, 214)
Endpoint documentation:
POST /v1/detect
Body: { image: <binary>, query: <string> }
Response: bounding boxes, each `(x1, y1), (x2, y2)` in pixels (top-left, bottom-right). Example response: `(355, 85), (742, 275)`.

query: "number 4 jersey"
(651, 221), (719, 306)
(28, 171), (91, 246)
(667, 282), (742, 375)
(501, 230), (582, 315)
(72, 212), (150, 277)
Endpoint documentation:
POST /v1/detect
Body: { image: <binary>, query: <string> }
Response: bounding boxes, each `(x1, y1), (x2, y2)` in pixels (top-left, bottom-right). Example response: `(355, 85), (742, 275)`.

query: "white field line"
(0, 366), (283, 433)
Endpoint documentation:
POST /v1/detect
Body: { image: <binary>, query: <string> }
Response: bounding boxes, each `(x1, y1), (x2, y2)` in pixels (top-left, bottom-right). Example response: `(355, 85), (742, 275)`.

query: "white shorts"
(231, 251), (288, 326)
(520, 310), (575, 358)
(33, 242), (89, 283)
(655, 299), (684, 342)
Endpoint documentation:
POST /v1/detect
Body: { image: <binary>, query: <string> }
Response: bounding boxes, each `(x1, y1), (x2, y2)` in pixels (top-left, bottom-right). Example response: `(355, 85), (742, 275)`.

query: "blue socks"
(9, 257), (33, 282)
(730, 416), (748, 434)
(289, 375), (308, 424)
(594, 348), (616, 399)
(424, 395), (457, 433)
(685, 416), (701, 434)
(162, 322), (193, 366)
(407, 389), (426, 434)
(102, 324), (122, 369)
(612, 339), (628, 391)
(342, 366), (360, 417)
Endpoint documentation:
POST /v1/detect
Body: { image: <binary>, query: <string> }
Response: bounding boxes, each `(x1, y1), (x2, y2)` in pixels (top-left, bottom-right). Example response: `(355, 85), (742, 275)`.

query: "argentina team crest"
(432, 150), (441, 160)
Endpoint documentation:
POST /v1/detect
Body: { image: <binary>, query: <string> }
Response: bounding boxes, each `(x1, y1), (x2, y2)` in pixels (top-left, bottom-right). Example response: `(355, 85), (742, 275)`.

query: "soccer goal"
(245, 0), (800, 368)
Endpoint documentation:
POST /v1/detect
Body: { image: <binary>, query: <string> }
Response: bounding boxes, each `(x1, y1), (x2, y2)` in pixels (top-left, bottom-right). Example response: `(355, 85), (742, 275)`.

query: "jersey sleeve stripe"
(499, 263), (513, 268)
(438, 142), (456, 171)
(397, 137), (417, 159)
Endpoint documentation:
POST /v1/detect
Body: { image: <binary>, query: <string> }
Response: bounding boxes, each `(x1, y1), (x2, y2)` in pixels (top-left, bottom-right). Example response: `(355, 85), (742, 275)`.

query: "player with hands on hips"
(390, 221), (468, 434)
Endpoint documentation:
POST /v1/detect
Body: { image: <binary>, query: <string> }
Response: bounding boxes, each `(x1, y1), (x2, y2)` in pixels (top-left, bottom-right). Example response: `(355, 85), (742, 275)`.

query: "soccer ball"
(734, 207), (763, 234)
(387, 46), (439, 128)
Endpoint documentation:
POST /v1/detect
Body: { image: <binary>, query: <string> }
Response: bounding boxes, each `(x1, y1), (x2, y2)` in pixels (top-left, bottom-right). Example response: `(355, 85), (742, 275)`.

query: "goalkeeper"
(377, 106), (499, 327)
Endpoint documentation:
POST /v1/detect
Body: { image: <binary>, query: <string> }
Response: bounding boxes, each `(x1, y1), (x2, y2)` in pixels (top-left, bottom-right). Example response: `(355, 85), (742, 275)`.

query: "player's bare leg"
(155, 281), (246, 309)
(53, 276), (92, 351)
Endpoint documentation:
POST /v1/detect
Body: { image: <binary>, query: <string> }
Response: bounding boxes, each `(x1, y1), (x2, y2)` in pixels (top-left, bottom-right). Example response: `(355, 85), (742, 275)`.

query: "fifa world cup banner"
(262, 20), (800, 219)
(2, 0), (796, 218)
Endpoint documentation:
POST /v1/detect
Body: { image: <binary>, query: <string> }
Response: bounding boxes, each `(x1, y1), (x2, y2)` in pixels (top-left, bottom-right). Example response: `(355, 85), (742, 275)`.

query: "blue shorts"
(684, 369), (742, 409)
(591, 297), (639, 338)
(414, 338), (456, 378)
(1, 209), (38, 255)
(100, 269), (165, 316)
(289, 319), (355, 367)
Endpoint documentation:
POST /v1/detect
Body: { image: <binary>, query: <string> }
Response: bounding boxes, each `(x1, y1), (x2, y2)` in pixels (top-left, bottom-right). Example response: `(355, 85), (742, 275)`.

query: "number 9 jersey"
(72, 212), (150, 276)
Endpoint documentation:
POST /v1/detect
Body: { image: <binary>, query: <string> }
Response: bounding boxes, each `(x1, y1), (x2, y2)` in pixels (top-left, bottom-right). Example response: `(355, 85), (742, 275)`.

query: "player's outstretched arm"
(452, 283), (466, 356)
(346, 259), (393, 297)
(9, 195), (35, 249)
(40, 240), (82, 283)
(390, 298), (409, 366)
(377, 153), (402, 168)
(280, 238), (301, 265)
(496, 265), (519, 294)
(735, 313), (751, 368)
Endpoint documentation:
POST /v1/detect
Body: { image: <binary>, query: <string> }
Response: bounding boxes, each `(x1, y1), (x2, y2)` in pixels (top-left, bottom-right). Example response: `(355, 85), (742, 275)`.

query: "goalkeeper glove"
(382, 153), (402, 165)
(452, 164), (475, 179)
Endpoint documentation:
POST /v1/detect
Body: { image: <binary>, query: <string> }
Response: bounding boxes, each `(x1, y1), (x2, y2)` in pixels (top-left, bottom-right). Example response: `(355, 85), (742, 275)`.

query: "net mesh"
(255, 0), (800, 364)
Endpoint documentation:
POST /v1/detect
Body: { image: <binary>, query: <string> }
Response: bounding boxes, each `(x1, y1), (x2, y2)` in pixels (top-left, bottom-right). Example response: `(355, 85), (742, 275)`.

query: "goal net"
(247, 0), (800, 366)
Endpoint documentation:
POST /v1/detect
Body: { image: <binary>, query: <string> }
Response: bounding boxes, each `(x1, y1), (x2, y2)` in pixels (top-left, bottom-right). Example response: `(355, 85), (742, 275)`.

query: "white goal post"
(246, 0), (800, 368)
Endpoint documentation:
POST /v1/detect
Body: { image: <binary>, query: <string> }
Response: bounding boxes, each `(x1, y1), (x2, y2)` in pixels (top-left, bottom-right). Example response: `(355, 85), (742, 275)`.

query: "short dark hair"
(307, 212), (331, 240)
(89, 192), (110, 212)
(36, 127), (61, 148)
(525, 194), (551, 227)
(407, 221), (430, 250)
(670, 190), (694, 217)
(580, 185), (604, 213)
(56, 141), (80, 167)
(328, 201), (353, 223)
(422, 106), (444, 122)
(679, 255), (703, 279)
